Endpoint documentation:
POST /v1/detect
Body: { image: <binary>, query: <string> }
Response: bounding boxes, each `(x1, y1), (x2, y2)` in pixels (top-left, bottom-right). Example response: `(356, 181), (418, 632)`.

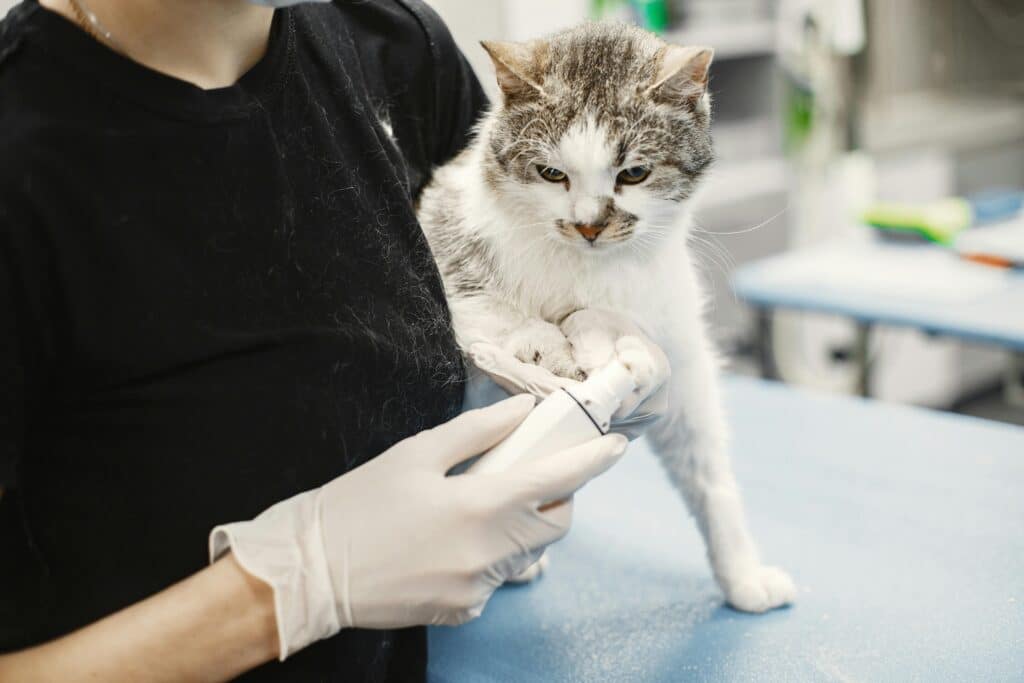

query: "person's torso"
(0, 1), (475, 678)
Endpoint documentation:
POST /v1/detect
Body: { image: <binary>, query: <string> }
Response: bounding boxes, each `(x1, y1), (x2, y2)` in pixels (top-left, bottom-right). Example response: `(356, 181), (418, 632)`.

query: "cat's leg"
(647, 327), (795, 613)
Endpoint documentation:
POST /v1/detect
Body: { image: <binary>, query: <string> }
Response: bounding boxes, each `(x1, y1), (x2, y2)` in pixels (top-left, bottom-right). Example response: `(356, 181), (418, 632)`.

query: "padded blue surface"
(428, 377), (1024, 682)
(732, 241), (1024, 350)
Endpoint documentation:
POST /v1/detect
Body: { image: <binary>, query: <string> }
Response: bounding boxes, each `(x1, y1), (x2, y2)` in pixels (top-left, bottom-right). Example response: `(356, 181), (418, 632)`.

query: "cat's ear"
(645, 45), (713, 108)
(480, 40), (548, 102)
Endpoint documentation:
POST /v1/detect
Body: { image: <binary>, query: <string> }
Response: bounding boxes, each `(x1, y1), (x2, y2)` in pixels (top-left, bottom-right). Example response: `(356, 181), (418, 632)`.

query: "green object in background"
(783, 80), (814, 155)
(590, 0), (629, 19)
(591, 0), (670, 32)
(629, 0), (670, 33)
(862, 198), (972, 245)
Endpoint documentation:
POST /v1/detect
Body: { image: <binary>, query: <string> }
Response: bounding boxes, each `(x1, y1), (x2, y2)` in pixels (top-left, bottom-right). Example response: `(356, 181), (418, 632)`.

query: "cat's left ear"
(645, 45), (714, 109)
(480, 40), (549, 103)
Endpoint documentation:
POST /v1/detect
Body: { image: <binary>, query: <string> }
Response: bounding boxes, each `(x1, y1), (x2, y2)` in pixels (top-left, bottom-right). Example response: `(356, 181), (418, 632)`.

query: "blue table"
(731, 239), (1024, 395)
(428, 377), (1024, 682)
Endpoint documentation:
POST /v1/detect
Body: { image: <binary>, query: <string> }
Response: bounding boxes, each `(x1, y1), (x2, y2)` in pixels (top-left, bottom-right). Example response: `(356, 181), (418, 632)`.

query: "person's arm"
(0, 553), (278, 682)
(0, 398), (625, 678)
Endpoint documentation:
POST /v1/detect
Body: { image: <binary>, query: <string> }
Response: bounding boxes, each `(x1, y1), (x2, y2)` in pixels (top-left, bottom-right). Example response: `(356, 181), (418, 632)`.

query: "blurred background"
(4, 0), (1019, 425)
(429, 0), (1024, 425)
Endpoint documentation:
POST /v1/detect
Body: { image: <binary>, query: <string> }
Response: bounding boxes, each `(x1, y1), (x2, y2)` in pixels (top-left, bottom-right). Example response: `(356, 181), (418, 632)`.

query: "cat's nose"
(574, 224), (605, 242)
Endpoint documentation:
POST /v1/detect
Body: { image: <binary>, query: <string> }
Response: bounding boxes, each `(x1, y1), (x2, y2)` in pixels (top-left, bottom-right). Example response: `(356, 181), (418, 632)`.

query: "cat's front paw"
(559, 310), (670, 416)
(505, 320), (587, 381)
(614, 335), (663, 397)
(722, 565), (796, 613)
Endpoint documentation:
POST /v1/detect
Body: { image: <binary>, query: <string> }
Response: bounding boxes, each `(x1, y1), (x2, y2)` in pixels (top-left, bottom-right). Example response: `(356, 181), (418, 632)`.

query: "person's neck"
(39, 0), (275, 89)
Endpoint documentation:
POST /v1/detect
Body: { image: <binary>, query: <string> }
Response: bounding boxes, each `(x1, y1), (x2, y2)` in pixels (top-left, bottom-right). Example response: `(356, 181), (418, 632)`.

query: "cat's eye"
(617, 166), (651, 185)
(537, 166), (568, 183)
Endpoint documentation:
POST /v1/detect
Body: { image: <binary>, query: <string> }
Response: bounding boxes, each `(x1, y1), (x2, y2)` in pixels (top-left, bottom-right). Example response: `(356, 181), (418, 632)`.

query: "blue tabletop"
(732, 239), (1024, 350)
(428, 377), (1024, 682)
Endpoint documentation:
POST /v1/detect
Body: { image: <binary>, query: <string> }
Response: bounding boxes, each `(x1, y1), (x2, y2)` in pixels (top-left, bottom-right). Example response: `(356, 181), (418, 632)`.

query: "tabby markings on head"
(475, 22), (714, 253)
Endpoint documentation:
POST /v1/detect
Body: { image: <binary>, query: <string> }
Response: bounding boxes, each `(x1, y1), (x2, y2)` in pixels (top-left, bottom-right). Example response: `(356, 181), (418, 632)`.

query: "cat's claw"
(506, 319), (586, 382)
(722, 565), (796, 613)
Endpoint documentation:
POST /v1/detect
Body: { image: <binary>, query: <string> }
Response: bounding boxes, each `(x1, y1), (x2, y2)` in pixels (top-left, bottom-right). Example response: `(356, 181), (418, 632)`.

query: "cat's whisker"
(691, 205), (789, 237)
(685, 233), (737, 302)
(687, 223), (744, 284)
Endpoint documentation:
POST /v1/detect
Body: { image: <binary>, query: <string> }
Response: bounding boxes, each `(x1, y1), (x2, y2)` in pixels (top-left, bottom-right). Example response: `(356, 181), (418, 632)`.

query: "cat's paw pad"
(723, 565), (796, 613)
(506, 553), (549, 584)
(506, 321), (586, 381)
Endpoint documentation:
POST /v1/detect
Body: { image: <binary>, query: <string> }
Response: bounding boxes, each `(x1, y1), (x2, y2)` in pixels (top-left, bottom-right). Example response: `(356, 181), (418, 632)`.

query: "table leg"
(756, 308), (778, 381)
(1004, 351), (1024, 408)
(854, 322), (871, 398)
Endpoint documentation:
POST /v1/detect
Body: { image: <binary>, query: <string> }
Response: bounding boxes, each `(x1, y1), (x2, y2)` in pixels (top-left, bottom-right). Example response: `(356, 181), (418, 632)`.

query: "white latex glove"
(467, 309), (671, 440)
(209, 395), (627, 659)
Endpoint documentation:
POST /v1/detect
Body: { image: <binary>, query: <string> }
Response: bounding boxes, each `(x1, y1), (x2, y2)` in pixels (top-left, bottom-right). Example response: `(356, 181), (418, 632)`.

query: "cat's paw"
(603, 334), (671, 421)
(615, 335), (661, 395)
(505, 320), (587, 381)
(506, 553), (550, 584)
(559, 310), (670, 416)
(722, 565), (796, 613)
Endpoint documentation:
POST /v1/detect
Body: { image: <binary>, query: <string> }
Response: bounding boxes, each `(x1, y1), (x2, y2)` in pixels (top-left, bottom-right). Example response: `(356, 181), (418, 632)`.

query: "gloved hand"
(210, 395), (627, 659)
(467, 309), (671, 440)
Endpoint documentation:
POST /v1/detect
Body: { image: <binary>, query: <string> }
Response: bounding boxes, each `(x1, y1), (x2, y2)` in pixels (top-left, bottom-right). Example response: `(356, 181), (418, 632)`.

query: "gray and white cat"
(417, 22), (794, 613)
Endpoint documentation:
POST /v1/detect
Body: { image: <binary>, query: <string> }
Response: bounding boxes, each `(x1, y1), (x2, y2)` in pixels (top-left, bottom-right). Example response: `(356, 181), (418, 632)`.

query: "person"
(0, 0), (635, 680)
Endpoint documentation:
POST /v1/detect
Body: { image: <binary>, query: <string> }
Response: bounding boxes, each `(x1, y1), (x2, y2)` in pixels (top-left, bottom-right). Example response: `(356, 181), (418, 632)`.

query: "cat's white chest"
(499, 239), (686, 338)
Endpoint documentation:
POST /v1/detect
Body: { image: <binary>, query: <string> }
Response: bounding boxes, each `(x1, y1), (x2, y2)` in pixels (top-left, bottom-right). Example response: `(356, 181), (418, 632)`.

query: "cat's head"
(480, 22), (713, 255)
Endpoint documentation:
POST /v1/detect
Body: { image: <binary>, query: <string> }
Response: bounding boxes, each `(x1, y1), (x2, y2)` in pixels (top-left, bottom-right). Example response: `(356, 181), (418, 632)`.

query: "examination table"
(428, 377), (1024, 681)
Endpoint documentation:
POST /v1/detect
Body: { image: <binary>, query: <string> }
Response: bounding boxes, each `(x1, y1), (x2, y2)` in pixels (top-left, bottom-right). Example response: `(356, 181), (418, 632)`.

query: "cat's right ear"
(644, 45), (714, 110)
(480, 40), (548, 103)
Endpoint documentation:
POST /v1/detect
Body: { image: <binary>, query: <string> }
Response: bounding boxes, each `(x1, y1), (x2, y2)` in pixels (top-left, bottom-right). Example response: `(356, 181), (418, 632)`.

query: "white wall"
(426, 0), (589, 101)
(425, 0), (505, 101)
(499, 0), (588, 41)
(1, 0), (18, 15)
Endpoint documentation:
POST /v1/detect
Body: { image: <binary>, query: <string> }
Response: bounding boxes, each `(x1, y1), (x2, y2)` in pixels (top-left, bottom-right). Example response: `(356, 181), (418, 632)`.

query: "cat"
(416, 21), (795, 613)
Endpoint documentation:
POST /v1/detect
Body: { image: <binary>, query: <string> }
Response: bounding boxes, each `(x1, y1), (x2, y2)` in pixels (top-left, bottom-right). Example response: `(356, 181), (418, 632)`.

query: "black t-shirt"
(0, 0), (486, 679)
